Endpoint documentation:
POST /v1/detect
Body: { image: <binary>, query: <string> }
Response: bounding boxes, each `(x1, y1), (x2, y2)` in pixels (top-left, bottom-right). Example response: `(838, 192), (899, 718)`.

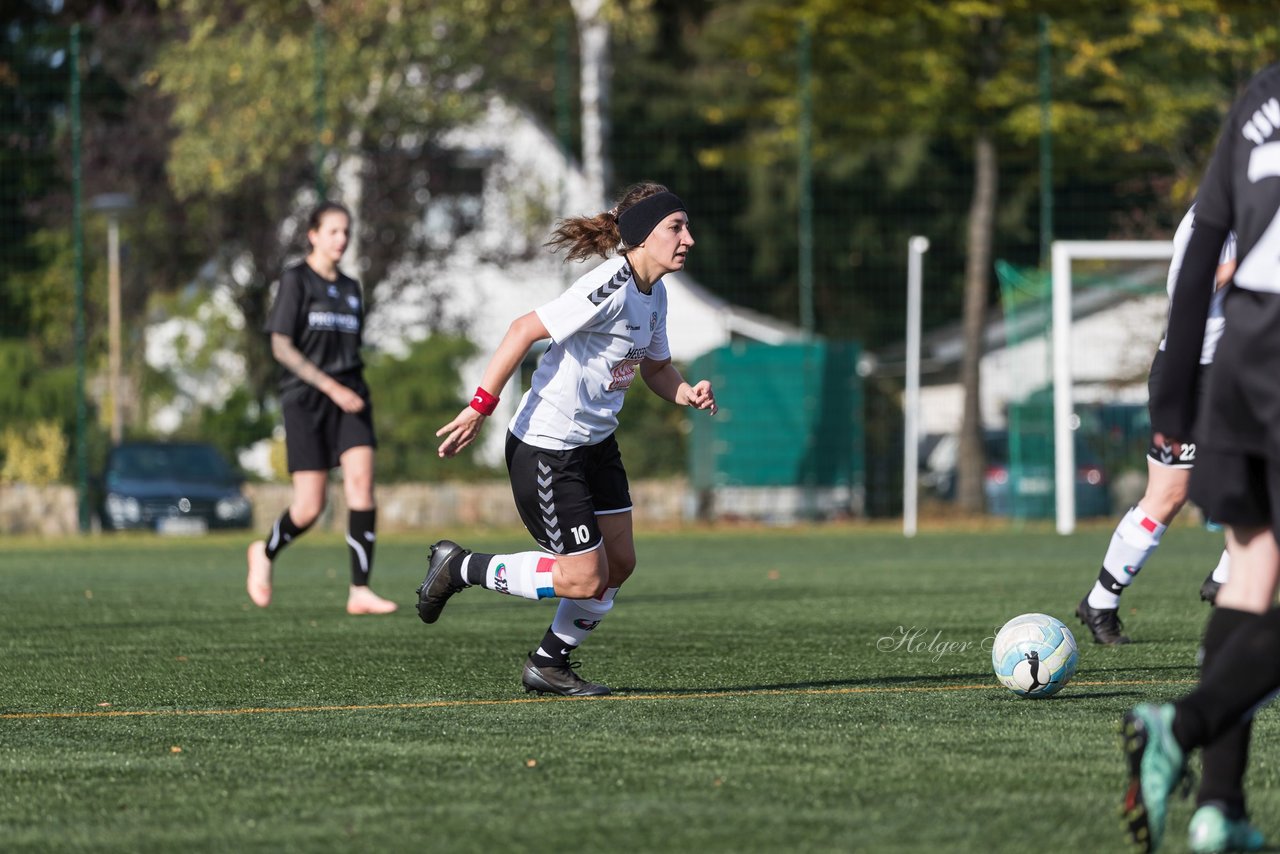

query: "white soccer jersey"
(1158, 206), (1237, 365)
(510, 255), (671, 450)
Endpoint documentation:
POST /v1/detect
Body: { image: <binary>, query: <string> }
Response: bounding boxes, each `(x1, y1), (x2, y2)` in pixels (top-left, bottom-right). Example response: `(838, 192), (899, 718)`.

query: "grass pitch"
(1, 524), (1270, 853)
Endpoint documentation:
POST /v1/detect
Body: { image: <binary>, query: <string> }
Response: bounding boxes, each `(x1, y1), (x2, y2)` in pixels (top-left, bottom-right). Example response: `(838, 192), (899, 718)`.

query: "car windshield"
(111, 445), (236, 482)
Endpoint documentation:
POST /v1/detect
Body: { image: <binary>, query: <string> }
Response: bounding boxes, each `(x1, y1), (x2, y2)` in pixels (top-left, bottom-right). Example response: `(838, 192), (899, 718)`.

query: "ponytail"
(545, 182), (671, 262)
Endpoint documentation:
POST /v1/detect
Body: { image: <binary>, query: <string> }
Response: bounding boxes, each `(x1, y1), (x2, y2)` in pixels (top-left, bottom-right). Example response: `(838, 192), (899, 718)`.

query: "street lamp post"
(89, 192), (134, 446)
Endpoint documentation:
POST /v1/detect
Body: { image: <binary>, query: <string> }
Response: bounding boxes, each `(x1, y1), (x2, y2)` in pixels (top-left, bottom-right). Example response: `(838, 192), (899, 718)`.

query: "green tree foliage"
(362, 334), (497, 482)
(659, 0), (1277, 510)
(149, 0), (580, 409)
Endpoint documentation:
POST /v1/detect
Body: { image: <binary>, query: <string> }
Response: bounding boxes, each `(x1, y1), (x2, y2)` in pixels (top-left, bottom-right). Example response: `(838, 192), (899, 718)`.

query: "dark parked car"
(97, 441), (253, 533)
(922, 429), (1111, 519)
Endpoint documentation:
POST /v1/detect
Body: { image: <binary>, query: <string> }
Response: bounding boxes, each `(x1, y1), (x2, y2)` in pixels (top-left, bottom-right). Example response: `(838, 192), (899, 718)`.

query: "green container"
(688, 341), (865, 491)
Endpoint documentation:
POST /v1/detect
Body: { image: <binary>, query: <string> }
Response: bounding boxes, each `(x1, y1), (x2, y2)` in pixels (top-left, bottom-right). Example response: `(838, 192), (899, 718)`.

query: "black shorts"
(505, 431), (632, 555)
(1190, 288), (1280, 537)
(1146, 349), (1209, 468)
(1189, 449), (1280, 540)
(1198, 288), (1280, 459)
(281, 377), (376, 473)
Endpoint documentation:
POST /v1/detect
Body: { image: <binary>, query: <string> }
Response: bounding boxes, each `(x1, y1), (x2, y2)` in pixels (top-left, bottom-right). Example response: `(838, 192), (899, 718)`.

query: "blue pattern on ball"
(991, 613), (1079, 698)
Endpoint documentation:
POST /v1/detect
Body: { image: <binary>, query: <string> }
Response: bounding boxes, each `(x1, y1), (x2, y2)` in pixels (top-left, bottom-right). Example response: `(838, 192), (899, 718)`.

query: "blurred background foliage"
(1, 0), (1277, 487)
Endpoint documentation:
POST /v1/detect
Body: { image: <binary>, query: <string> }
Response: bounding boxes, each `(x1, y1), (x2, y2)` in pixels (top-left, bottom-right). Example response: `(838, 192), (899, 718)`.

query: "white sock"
(462, 552), (556, 600)
(1087, 506), (1166, 609)
(550, 587), (618, 648)
(1211, 549), (1231, 583)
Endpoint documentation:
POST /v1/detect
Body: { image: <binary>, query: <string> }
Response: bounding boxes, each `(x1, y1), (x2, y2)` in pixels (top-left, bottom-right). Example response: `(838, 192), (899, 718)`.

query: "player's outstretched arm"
(640, 357), (717, 415)
(436, 312), (551, 457)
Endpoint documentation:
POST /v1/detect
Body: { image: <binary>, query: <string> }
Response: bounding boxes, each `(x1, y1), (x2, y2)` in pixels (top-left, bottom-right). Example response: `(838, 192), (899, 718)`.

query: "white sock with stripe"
(462, 551), (556, 600)
(1087, 506), (1166, 609)
(550, 587), (618, 647)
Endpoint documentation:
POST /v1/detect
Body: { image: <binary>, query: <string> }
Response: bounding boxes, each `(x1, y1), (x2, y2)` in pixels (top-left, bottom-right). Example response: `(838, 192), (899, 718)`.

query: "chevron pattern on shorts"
(588, 262), (631, 306)
(537, 460), (564, 553)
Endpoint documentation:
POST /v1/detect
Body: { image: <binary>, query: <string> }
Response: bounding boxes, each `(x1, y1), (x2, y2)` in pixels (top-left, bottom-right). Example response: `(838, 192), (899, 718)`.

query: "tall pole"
(71, 24), (89, 532)
(903, 236), (929, 538)
(1038, 14), (1053, 267)
(107, 214), (122, 445)
(797, 18), (815, 335)
(313, 19), (327, 199)
(571, 0), (610, 209)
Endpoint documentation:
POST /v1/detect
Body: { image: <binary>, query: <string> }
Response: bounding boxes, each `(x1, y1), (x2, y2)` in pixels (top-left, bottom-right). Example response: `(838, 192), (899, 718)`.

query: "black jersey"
(265, 261), (365, 399)
(1152, 64), (1280, 439)
(1193, 62), (1280, 293)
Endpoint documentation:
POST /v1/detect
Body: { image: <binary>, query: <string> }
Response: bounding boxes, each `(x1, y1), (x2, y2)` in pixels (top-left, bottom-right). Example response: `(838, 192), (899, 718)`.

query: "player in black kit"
(246, 202), (397, 615)
(1120, 65), (1280, 854)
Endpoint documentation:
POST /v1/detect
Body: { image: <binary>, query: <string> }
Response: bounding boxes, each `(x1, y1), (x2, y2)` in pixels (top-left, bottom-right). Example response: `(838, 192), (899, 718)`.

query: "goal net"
(995, 241), (1174, 533)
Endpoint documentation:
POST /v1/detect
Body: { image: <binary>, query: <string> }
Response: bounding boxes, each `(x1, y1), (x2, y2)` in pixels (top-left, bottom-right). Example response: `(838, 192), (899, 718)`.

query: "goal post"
(1050, 240), (1174, 535)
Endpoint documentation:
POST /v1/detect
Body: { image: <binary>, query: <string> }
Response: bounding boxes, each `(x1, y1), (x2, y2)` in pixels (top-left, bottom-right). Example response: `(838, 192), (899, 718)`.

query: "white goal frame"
(1050, 240), (1174, 534)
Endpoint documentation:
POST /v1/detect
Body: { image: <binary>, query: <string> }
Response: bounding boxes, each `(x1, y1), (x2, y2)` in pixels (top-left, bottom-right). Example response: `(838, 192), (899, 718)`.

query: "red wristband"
(469, 386), (499, 416)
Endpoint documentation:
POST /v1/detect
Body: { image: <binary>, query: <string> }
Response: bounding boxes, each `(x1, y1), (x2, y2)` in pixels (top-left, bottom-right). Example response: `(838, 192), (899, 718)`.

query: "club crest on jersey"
(327, 284), (340, 298)
(347, 295), (360, 311)
(493, 563), (509, 595)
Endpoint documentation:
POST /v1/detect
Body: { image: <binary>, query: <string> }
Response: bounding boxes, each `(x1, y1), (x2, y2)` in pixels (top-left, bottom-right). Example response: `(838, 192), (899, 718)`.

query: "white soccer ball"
(991, 613), (1079, 698)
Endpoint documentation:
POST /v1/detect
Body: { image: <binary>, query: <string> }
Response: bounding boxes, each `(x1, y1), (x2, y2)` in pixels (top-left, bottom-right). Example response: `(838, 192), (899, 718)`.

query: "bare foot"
(346, 585), (398, 615)
(246, 540), (272, 607)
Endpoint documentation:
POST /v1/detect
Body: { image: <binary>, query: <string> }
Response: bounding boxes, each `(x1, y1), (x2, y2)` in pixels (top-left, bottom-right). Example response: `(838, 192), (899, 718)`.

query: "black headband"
(617, 191), (686, 247)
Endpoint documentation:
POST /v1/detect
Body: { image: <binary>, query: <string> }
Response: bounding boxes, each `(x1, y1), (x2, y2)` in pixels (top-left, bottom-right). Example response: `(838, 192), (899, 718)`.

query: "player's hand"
(436, 406), (486, 458)
(328, 383), (366, 413)
(682, 380), (717, 415)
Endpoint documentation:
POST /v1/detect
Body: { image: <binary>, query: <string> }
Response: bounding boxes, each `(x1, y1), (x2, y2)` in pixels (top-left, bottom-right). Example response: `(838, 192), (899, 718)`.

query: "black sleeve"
(264, 268), (303, 338)
(1148, 222), (1229, 438)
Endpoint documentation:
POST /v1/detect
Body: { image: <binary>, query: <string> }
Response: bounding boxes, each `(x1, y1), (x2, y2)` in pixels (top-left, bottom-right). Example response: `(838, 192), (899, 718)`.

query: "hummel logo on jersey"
(626, 323), (641, 330)
(588, 263), (631, 305)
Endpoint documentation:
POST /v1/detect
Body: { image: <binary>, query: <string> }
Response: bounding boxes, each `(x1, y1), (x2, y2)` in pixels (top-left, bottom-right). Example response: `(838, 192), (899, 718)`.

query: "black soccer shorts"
(505, 431), (632, 556)
(1189, 449), (1280, 541)
(282, 382), (376, 473)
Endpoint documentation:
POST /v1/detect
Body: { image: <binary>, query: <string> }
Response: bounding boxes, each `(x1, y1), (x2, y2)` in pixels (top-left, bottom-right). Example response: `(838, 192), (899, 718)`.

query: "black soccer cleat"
(1077, 596), (1131, 645)
(521, 654), (611, 697)
(415, 539), (469, 624)
(1199, 574), (1221, 606)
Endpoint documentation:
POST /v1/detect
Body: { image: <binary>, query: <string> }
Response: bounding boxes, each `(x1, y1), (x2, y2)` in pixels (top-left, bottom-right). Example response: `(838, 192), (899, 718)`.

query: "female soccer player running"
(415, 183), (717, 696)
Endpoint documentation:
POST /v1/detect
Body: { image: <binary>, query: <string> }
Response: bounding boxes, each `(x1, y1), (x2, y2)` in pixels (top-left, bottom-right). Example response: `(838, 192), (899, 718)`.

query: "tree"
(150, 0), (575, 407)
(676, 0), (1279, 512)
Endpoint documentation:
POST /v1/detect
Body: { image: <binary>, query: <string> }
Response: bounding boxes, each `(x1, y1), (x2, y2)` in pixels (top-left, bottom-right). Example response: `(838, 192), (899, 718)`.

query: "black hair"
(306, 201), (351, 248)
